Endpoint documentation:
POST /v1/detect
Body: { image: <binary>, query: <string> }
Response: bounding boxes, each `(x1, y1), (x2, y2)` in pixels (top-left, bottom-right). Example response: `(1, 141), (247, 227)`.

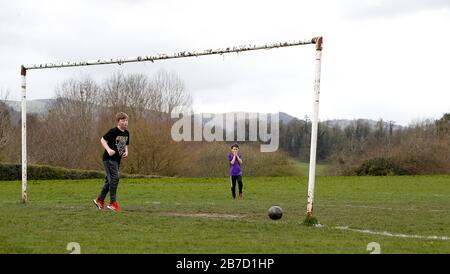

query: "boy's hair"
(116, 112), (129, 122)
(231, 143), (239, 149)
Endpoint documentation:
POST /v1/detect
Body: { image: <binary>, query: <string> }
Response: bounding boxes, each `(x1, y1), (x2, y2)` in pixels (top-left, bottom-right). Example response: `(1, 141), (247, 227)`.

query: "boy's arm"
(230, 154), (236, 165)
(101, 137), (115, 156)
(123, 133), (130, 158)
(123, 145), (129, 158)
(236, 154), (243, 164)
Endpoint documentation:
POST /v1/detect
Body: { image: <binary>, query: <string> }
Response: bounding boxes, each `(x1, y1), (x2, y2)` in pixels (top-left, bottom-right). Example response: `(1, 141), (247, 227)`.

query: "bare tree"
(123, 73), (152, 120)
(21, 70), (195, 175)
(0, 89), (12, 161)
(120, 70), (193, 175)
(149, 69), (192, 122)
(34, 77), (100, 169)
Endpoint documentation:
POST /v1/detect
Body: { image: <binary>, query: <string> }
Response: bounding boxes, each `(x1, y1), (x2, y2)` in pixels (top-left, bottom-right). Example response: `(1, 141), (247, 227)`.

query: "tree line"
(278, 114), (449, 175)
(1, 73), (449, 176)
(0, 71), (299, 177)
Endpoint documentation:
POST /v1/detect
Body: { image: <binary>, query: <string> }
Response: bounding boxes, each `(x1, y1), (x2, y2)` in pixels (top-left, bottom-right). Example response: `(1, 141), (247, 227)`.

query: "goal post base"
(303, 214), (319, 226)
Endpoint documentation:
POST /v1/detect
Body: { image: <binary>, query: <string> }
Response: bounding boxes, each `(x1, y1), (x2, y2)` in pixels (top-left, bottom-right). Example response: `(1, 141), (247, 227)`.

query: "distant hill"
(2, 99), (403, 130)
(196, 111), (296, 125)
(324, 118), (403, 130)
(279, 112), (295, 124)
(4, 99), (54, 114)
(4, 100), (296, 122)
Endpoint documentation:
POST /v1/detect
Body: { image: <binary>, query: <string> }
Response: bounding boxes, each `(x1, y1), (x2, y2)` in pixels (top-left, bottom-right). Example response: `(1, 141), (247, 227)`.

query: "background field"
(1, 175), (450, 254)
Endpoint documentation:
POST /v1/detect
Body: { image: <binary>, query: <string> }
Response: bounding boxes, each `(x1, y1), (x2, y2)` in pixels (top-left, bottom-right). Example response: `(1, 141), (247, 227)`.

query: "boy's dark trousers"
(230, 175), (243, 198)
(99, 160), (120, 203)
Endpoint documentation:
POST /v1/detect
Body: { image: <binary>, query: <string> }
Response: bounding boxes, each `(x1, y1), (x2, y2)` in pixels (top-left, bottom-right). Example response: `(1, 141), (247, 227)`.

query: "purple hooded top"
(228, 153), (243, 176)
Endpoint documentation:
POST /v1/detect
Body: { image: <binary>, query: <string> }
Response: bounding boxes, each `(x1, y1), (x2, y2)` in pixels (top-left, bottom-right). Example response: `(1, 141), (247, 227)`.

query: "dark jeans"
(230, 175), (243, 198)
(98, 160), (120, 203)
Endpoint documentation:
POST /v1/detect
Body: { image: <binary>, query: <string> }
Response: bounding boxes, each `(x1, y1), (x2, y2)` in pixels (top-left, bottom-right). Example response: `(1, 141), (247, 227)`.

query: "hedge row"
(0, 163), (105, 181)
(0, 163), (162, 181)
(356, 158), (410, 176)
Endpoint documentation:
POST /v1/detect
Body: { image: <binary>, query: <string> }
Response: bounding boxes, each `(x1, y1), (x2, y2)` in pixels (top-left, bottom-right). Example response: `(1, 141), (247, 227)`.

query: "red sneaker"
(93, 198), (105, 210)
(107, 201), (120, 212)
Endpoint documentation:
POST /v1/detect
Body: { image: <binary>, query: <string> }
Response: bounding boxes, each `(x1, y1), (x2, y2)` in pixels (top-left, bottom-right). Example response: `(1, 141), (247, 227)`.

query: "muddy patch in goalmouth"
(162, 212), (247, 219)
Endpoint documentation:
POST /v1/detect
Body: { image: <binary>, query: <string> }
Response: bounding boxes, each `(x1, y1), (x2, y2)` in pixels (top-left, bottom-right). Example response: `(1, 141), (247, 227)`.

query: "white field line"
(320, 204), (447, 212)
(333, 226), (450, 241)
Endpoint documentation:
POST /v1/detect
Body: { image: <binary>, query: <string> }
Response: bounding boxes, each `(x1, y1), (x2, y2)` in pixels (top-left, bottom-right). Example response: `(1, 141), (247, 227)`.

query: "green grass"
(1, 176), (450, 254)
(293, 161), (328, 176)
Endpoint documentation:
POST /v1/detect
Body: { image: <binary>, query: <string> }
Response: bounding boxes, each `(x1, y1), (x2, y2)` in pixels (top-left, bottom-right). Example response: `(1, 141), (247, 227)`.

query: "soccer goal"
(20, 36), (323, 219)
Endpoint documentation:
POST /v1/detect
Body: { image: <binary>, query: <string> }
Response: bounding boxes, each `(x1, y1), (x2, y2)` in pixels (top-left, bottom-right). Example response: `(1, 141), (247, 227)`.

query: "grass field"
(293, 161), (328, 176)
(1, 175), (450, 254)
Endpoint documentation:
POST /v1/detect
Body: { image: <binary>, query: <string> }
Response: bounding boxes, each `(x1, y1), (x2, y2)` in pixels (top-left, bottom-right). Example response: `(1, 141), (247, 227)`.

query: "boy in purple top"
(228, 143), (244, 199)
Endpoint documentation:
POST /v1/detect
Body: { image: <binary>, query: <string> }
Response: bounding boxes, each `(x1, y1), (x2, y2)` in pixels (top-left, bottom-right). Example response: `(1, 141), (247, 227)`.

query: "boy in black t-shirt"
(93, 112), (130, 212)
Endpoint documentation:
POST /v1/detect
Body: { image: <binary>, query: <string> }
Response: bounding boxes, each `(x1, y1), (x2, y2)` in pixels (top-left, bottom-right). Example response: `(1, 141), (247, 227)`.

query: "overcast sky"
(1, 0), (449, 125)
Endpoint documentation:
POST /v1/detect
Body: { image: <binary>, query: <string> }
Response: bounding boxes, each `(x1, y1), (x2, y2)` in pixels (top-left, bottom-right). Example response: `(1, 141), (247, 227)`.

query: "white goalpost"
(20, 36), (323, 220)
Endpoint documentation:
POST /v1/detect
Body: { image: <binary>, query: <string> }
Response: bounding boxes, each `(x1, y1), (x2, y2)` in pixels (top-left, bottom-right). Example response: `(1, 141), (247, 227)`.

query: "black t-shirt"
(102, 127), (130, 163)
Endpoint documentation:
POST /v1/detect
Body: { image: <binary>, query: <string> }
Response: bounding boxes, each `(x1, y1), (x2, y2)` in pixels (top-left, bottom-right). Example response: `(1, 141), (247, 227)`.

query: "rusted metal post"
(20, 65), (28, 204)
(22, 39), (315, 71)
(306, 37), (323, 218)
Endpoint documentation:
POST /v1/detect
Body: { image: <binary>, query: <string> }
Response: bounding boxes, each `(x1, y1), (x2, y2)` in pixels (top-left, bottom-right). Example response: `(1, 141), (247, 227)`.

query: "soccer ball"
(268, 206), (283, 220)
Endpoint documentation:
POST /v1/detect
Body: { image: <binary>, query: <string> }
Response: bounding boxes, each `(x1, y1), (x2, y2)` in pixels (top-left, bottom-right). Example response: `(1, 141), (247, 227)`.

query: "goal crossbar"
(20, 36), (323, 219)
(22, 38), (319, 71)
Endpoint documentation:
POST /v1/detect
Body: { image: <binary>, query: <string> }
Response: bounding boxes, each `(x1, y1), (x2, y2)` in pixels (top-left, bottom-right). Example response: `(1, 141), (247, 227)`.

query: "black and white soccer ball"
(268, 206), (283, 220)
